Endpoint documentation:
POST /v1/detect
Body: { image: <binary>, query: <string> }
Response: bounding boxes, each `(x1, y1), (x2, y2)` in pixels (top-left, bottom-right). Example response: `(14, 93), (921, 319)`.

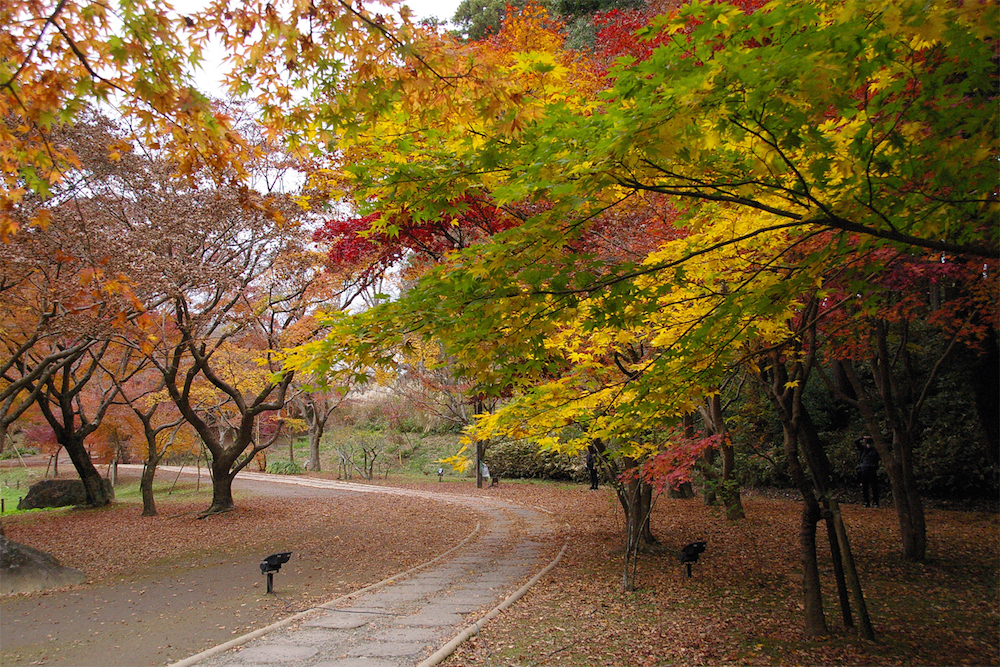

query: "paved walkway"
(164, 472), (565, 667)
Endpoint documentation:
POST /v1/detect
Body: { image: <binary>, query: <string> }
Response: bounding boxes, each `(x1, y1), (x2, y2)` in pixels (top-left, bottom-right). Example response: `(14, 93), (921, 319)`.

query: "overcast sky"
(179, 0), (464, 94)
(403, 0), (462, 22)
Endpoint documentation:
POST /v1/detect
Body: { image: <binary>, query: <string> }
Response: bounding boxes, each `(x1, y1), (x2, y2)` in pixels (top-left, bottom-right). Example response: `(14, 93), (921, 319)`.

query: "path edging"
(416, 540), (569, 667)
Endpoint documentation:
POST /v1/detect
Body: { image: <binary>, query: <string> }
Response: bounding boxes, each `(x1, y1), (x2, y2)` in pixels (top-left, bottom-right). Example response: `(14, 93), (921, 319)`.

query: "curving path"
(163, 470), (565, 667)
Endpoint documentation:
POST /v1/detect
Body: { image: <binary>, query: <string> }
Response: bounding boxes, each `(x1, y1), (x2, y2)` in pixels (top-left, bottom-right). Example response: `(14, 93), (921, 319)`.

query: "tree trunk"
(754, 301), (875, 638)
(827, 498), (875, 640)
(62, 435), (112, 506)
(140, 462), (158, 517)
(618, 473), (644, 591)
(719, 438), (744, 520)
(207, 455), (237, 514)
(669, 482), (694, 499)
(698, 396), (744, 520)
(616, 473), (658, 548)
(308, 428), (322, 472)
(839, 358), (927, 561)
(640, 482), (657, 545)
(798, 498), (828, 637)
(823, 506), (854, 630)
(886, 437), (927, 561)
(969, 326), (999, 460)
(475, 439), (486, 488)
(779, 418), (828, 637)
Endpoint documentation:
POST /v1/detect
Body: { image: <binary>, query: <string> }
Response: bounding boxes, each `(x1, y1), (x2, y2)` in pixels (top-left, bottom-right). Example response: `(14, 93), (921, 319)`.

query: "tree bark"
(970, 327), (999, 460)
(699, 395), (744, 520)
(827, 499), (875, 640)
(798, 497), (828, 637)
(62, 434), (113, 506)
(207, 454), (238, 514)
(308, 427), (323, 472)
(140, 462), (158, 517)
(824, 506), (853, 630)
(754, 303), (874, 638)
(838, 358), (927, 561)
(774, 410), (827, 637)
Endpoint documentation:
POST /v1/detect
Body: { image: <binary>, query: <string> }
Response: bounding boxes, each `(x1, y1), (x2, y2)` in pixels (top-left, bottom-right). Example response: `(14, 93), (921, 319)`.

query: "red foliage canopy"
(591, 0), (769, 76)
(313, 193), (519, 281)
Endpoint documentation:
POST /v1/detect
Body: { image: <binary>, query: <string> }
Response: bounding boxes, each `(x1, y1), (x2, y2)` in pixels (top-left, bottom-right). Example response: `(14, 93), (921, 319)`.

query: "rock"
(17, 478), (114, 510)
(0, 535), (86, 595)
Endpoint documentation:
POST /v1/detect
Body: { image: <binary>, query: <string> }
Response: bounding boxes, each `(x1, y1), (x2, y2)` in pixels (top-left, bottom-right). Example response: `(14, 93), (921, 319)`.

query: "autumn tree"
(0, 0), (252, 241)
(134, 181), (322, 514)
(109, 366), (187, 516)
(814, 249), (998, 561)
(454, 0), (540, 40)
(271, 1), (997, 634)
(0, 115), (163, 504)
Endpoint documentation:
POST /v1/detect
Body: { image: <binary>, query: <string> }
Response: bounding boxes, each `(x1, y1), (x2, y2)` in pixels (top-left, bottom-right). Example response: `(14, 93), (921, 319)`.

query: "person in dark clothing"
(855, 435), (880, 508)
(586, 446), (599, 490)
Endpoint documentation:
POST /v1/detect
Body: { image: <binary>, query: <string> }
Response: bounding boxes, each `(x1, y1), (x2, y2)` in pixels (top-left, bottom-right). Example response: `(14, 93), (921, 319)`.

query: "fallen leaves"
(442, 484), (999, 667)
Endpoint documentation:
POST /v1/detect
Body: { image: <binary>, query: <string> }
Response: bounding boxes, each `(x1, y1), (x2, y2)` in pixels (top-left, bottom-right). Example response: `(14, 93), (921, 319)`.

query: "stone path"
(167, 473), (564, 667)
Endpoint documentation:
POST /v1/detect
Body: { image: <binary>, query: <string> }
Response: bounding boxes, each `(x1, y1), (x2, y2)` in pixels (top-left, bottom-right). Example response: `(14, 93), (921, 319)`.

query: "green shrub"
(0, 446), (39, 461)
(266, 460), (304, 475)
(914, 371), (998, 498)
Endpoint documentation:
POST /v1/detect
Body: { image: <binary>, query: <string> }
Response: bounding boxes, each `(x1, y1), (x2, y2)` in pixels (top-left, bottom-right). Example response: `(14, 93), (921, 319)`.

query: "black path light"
(260, 552), (292, 594)
(679, 541), (707, 578)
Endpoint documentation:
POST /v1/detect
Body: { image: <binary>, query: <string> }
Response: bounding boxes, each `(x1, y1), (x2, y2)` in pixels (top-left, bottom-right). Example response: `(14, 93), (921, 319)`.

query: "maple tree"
(813, 248), (998, 561)
(0, 0), (253, 241)
(134, 189), (324, 515)
(279, 0), (998, 634)
(109, 366), (188, 516)
(0, 115), (159, 504)
(2, 107), (334, 514)
(4, 0), (991, 642)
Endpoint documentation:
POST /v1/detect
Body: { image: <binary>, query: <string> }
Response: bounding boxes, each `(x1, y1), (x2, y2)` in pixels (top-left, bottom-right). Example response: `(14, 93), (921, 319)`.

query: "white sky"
(403, 0), (463, 22)
(175, 0), (464, 94)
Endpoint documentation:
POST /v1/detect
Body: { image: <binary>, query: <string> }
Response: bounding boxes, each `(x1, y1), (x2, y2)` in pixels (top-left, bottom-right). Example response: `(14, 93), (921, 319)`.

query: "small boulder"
(17, 478), (114, 510)
(0, 535), (86, 595)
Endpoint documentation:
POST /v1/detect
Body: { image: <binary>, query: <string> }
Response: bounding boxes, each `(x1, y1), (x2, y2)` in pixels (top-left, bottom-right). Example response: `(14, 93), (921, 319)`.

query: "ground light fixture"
(260, 552), (292, 594)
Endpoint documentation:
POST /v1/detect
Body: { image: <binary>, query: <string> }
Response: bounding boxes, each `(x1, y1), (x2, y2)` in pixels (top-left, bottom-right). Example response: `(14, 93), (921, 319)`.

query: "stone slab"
(303, 612), (372, 630)
(395, 610), (464, 627)
(420, 600), (484, 615)
(314, 660), (398, 667)
(228, 644), (319, 663)
(346, 641), (425, 657)
(371, 627), (440, 642)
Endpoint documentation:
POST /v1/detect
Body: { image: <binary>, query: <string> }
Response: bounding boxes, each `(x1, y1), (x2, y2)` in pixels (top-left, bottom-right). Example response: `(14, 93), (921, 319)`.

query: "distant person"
(855, 435), (880, 508)
(480, 462), (490, 485)
(586, 447), (599, 490)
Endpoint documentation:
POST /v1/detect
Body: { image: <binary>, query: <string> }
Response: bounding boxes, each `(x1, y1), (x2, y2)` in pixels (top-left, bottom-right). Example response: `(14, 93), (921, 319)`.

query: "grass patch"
(0, 467), (46, 516)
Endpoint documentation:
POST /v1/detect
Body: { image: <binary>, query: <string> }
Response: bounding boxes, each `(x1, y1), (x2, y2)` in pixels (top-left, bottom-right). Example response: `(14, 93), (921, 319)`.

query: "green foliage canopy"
(287, 0), (998, 455)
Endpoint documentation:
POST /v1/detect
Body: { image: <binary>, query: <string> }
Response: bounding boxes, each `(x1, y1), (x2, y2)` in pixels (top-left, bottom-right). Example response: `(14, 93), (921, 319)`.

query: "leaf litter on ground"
(1, 473), (997, 667)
